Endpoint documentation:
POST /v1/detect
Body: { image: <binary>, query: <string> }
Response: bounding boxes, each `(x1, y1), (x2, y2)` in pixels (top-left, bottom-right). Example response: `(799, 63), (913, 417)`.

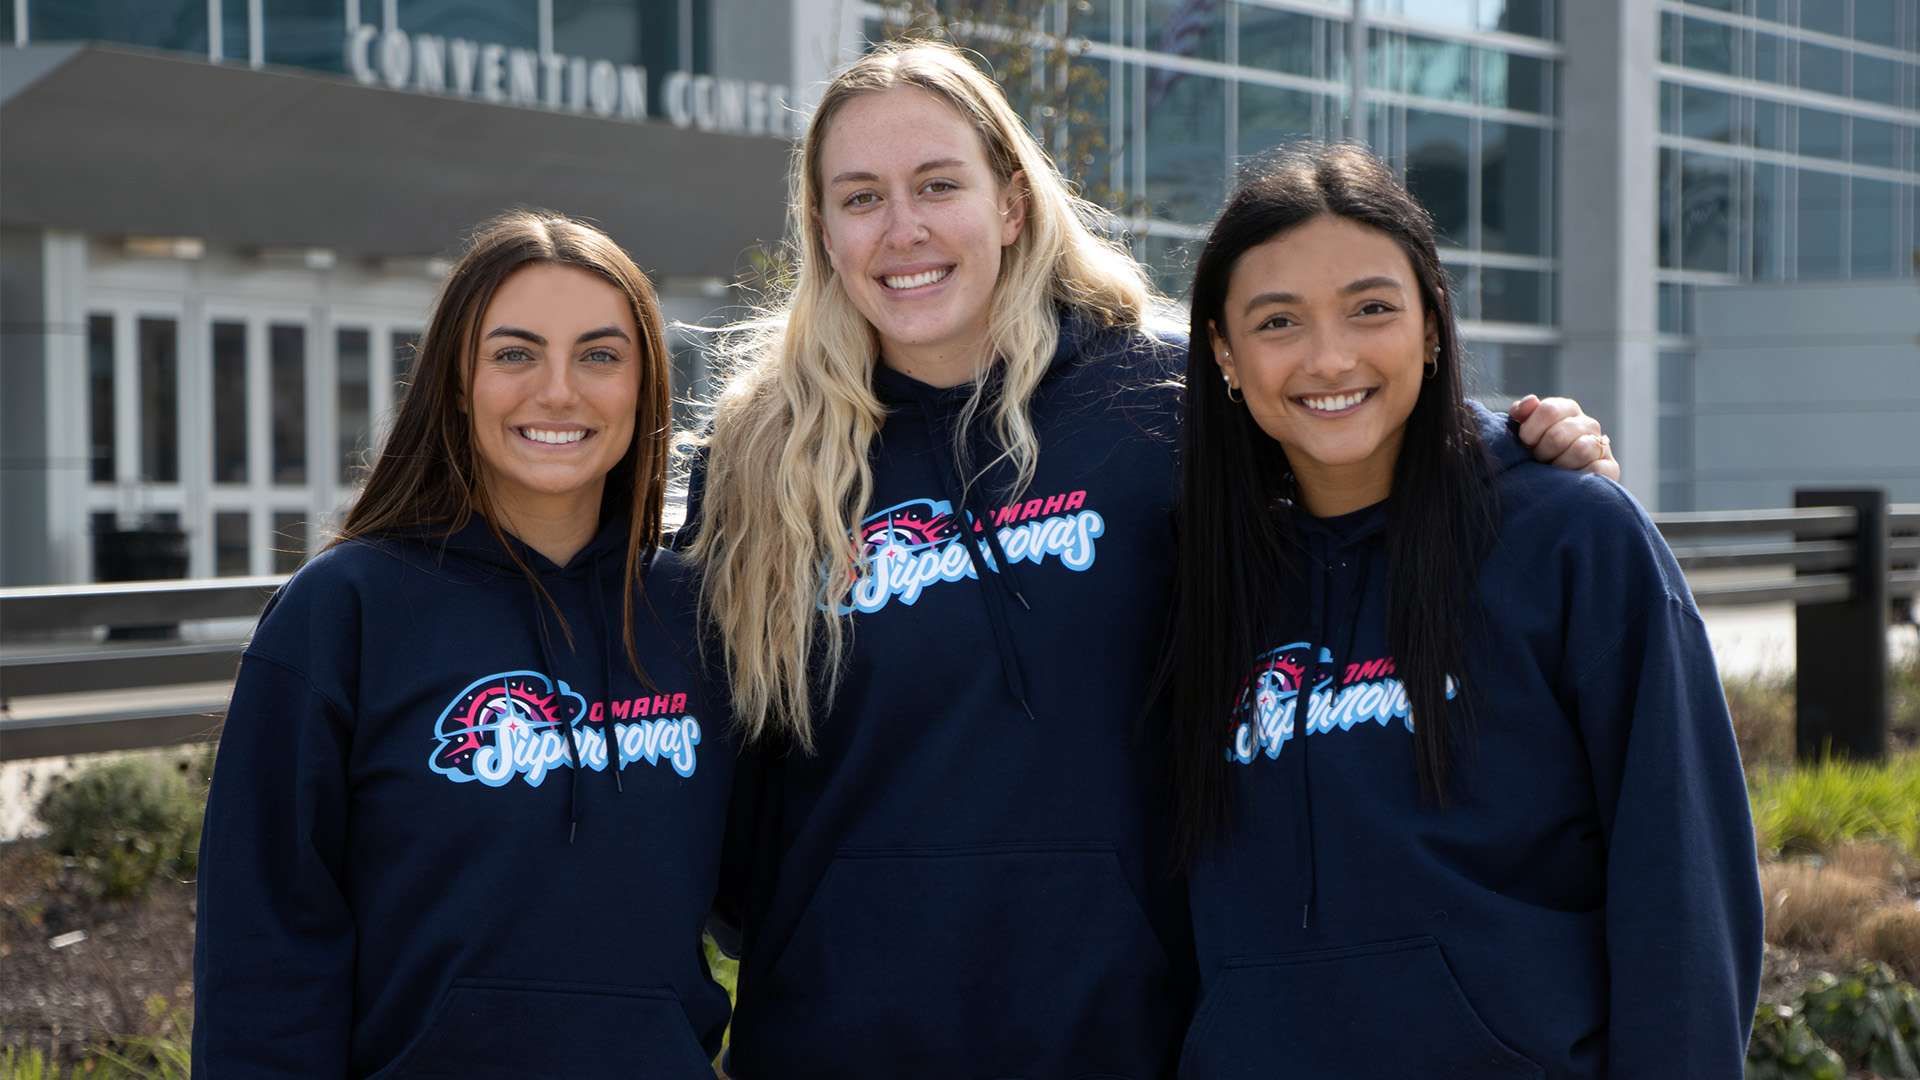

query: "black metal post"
(1794, 488), (1888, 762)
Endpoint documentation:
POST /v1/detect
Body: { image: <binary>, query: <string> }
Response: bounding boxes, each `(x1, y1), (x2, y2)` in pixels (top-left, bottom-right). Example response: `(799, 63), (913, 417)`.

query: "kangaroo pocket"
(367, 978), (715, 1080)
(1177, 937), (1543, 1080)
(736, 842), (1182, 1080)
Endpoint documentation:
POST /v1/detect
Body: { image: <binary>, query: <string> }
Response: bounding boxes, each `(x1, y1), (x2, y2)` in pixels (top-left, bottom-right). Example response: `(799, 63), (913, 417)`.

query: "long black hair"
(1167, 143), (1496, 866)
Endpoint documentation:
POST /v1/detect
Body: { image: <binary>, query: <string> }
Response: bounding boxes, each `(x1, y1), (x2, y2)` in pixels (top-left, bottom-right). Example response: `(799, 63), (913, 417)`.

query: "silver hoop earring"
(1223, 374), (1243, 403)
(1424, 344), (1439, 379)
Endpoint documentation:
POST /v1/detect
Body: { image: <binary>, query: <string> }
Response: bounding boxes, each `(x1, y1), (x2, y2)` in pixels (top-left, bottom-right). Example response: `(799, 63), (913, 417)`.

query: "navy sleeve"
(1564, 493), (1763, 1077)
(193, 652), (355, 1078)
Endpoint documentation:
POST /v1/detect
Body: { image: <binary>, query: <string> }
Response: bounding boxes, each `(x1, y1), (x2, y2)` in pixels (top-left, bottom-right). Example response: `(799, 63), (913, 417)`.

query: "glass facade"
(1658, 0), (1919, 505)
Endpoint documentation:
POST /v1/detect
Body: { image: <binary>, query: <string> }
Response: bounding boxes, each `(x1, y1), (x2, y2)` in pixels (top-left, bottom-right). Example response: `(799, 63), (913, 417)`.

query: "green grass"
(1750, 752), (1920, 859)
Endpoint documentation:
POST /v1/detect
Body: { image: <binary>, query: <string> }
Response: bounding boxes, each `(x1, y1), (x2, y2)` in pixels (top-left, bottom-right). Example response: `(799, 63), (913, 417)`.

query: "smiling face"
(1210, 214), (1436, 516)
(816, 86), (1026, 380)
(467, 262), (641, 528)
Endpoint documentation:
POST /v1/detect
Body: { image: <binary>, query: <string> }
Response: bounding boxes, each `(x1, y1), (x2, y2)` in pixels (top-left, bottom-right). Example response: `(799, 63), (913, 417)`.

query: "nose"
(882, 201), (929, 250)
(532, 354), (580, 409)
(1299, 326), (1361, 381)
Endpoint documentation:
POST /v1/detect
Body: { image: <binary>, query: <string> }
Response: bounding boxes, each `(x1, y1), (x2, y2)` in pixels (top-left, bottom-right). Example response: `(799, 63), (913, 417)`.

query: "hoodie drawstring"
(592, 551), (624, 796)
(1295, 537), (1372, 929)
(914, 394), (1038, 721)
(531, 600), (583, 845)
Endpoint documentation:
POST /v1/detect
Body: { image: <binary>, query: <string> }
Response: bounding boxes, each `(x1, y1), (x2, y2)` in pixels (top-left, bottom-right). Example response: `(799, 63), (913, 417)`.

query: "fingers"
(1527, 409), (1602, 463)
(1507, 394), (1540, 424)
(1551, 432), (1620, 481)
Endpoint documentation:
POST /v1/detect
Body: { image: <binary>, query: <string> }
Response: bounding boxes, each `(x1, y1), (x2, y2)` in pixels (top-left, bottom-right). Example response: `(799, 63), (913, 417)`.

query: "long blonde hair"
(690, 40), (1153, 749)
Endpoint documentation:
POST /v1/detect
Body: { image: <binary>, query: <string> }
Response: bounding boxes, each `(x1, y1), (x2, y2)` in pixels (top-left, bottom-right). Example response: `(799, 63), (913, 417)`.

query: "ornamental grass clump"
(1749, 753), (1920, 859)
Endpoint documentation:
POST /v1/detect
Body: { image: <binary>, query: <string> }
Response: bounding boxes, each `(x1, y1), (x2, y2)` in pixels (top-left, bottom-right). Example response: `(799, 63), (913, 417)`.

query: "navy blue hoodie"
(698, 310), (1196, 1079)
(1179, 406), (1763, 1079)
(193, 516), (733, 1079)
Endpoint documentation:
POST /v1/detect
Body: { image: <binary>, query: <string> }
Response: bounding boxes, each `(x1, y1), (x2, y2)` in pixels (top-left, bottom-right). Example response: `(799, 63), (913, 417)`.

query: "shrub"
(1746, 1001), (1848, 1080)
(1825, 839), (1909, 888)
(1798, 962), (1920, 1079)
(35, 758), (203, 901)
(1750, 753), (1920, 859)
(1757, 861), (1888, 953)
(1858, 906), (1920, 984)
(1726, 668), (1796, 772)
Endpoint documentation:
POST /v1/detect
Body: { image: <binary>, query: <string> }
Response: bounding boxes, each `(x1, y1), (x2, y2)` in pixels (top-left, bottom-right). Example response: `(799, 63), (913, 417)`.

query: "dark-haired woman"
(1167, 145), (1762, 1080)
(194, 212), (729, 1078)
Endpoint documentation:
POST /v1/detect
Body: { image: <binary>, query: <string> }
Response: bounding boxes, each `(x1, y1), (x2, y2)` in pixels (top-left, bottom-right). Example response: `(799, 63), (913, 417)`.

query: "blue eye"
(494, 347), (534, 364)
(582, 348), (621, 364)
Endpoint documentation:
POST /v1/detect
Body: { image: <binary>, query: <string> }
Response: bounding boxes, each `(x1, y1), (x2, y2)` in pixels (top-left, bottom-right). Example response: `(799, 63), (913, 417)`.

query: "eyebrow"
(1241, 276), (1406, 315)
(483, 325), (631, 347)
(828, 158), (970, 185)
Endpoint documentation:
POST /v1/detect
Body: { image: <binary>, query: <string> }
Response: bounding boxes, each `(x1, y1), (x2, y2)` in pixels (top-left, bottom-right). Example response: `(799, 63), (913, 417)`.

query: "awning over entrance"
(1, 45), (792, 279)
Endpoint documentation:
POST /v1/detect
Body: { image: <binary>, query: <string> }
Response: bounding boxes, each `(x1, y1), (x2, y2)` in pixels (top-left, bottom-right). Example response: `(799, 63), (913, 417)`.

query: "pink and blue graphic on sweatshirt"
(842, 490), (1105, 615)
(430, 670), (701, 786)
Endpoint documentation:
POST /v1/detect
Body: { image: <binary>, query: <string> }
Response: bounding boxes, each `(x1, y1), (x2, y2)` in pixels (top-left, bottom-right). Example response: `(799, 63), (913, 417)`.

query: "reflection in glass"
(1680, 85), (1732, 143)
(262, 0), (354, 73)
(1799, 2), (1845, 37)
(1479, 0), (1550, 39)
(1238, 6), (1317, 77)
(1482, 122), (1549, 255)
(1147, 0), (1224, 61)
(338, 328), (371, 486)
(1368, 0), (1474, 32)
(1400, 34), (1472, 103)
(1752, 162), (1782, 280)
(1681, 16), (1735, 76)
(1796, 169), (1845, 279)
(216, 511), (251, 577)
(1405, 109), (1470, 245)
(1442, 261), (1478, 320)
(1679, 151), (1735, 274)
(1854, 55), (1899, 107)
(1481, 50), (1549, 114)
(1752, 32), (1785, 85)
(271, 324), (306, 484)
(1144, 69), (1226, 225)
(272, 512), (307, 574)
(212, 321), (248, 484)
(31, 0), (207, 54)
(1066, 58), (1119, 208)
(1140, 232), (1198, 299)
(1751, 99), (1788, 151)
(1852, 179), (1896, 278)
(1853, 0), (1897, 43)
(139, 318), (179, 484)
(1239, 85), (1317, 161)
(1482, 268), (1550, 324)
(1659, 147), (1679, 269)
(89, 315), (115, 485)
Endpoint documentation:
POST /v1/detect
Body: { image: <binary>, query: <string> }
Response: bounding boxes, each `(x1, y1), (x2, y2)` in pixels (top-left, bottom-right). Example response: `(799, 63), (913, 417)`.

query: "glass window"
(1659, 348), (1695, 408)
(212, 321), (247, 484)
(1481, 267), (1551, 324)
(1852, 178), (1897, 277)
(1658, 282), (1690, 334)
(1681, 0), (1735, 10)
(1658, 147), (1679, 269)
(1498, 344), (1558, 399)
(271, 323), (306, 484)
(88, 314), (115, 484)
(1482, 121), (1550, 255)
(1854, 0), (1898, 43)
(30, 0), (209, 54)
(215, 512), (251, 576)
(260, 0), (350, 73)
(1480, 50), (1549, 114)
(338, 328), (371, 486)
(1070, 0), (1118, 44)
(1854, 54), (1899, 107)
(393, 330), (421, 406)
(139, 318), (179, 484)
(1799, 2), (1846, 37)
(1146, 0), (1224, 61)
(1369, 0), (1474, 32)
(1796, 169), (1845, 278)
(1798, 107), (1847, 160)
(1751, 98), (1788, 151)
(1238, 6), (1317, 78)
(1680, 151), (1735, 274)
(551, 0), (645, 69)
(1681, 16), (1736, 76)
(1752, 0), (1784, 24)
(1140, 231), (1197, 298)
(1680, 85), (1733, 142)
(272, 512), (307, 574)
(1, 4), (13, 43)
(1144, 68), (1226, 225)
(1660, 12), (1680, 65)
(1239, 84), (1317, 161)
(217, 0), (247, 63)
(1479, 0), (1551, 39)
(1402, 34), (1473, 103)
(1066, 58), (1120, 208)
(1752, 161), (1783, 279)
(1752, 32), (1786, 85)
(1659, 82), (1679, 135)
(1799, 42), (1845, 97)
(1442, 261), (1478, 320)
(1405, 109), (1471, 245)
(1854, 117), (1898, 169)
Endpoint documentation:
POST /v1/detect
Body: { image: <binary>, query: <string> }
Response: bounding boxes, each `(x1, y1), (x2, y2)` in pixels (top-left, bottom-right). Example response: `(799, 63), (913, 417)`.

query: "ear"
(999, 170), (1029, 247)
(1423, 309), (1439, 359)
(1208, 319), (1238, 386)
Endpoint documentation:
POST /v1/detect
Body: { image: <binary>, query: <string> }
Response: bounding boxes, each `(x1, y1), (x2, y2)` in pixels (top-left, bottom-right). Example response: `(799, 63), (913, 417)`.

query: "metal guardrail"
(2, 491), (1915, 764)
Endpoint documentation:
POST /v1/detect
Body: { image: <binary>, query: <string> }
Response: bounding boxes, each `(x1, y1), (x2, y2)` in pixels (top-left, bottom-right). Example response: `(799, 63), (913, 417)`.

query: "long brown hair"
(334, 210), (673, 675)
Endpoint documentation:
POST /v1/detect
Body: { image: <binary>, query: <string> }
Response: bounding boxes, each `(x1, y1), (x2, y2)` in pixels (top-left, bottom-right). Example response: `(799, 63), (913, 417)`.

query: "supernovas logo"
(429, 670), (700, 787)
(1227, 644), (1456, 764)
(842, 490), (1104, 615)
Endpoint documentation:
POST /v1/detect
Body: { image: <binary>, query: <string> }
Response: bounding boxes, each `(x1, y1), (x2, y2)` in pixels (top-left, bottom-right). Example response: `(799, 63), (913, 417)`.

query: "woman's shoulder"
(1490, 460), (1689, 605)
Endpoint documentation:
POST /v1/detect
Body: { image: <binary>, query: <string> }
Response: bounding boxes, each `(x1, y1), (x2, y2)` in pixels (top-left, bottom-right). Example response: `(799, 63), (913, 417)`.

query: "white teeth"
(883, 267), (951, 290)
(1301, 391), (1368, 413)
(521, 428), (587, 444)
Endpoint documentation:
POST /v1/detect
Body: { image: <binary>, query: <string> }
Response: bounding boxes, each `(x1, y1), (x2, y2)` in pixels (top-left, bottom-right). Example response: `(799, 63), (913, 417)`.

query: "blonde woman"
(686, 41), (1611, 1078)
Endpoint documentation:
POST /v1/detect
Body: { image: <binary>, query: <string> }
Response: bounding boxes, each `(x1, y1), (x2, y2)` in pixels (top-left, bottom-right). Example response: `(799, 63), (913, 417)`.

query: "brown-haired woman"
(193, 211), (731, 1078)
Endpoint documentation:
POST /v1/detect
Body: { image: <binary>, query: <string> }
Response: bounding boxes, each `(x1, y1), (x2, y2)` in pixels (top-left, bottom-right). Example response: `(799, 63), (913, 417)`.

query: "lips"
(516, 426), (591, 445)
(1296, 389), (1376, 414)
